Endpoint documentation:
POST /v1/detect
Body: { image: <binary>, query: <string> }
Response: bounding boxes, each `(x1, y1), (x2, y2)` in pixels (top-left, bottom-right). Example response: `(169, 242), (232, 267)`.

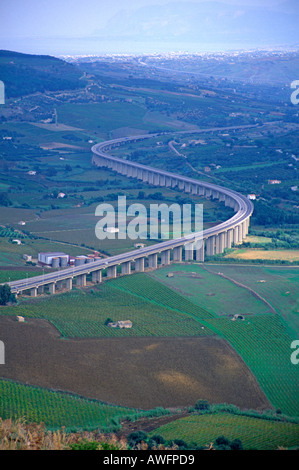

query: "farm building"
(38, 252), (69, 266)
(108, 320), (132, 329)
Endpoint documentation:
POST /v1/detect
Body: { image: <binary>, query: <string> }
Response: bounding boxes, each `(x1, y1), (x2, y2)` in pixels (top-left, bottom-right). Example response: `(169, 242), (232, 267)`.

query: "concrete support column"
(121, 261), (131, 275)
(148, 172), (154, 185)
(184, 182), (191, 193)
(159, 174), (166, 186)
(77, 274), (86, 287)
(107, 265), (117, 278)
(153, 173), (160, 186)
(171, 178), (178, 189)
(135, 257), (145, 272)
(66, 278), (73, 290)
(137, 169), (143, 180)
(92, 270), (102, 284)
(243, 220), (248, 237)
(161, 250), (171, 266)
(206, 236), (215, 256)
(215, 234), (222, 254)
(184, 243), (194, 261)
(195, 240), (205, 262)
(191, 184), (198, 195)
(37, 285), (44, 294)
(173, 246), (182, 262)
(233, 226), (239, 245)
(49, 283), (56, 295)
(165, 176), (172, 187)
(198, 186), (205, 196)
(142, 171), (149, 183)
(148, 253), (158, 269)
(30, 287), (37, 297)
(178, 180), (185, 191)
(238, 224), (243, 243)
(219, 232), (225, 253)
(227, 229), (233, 249)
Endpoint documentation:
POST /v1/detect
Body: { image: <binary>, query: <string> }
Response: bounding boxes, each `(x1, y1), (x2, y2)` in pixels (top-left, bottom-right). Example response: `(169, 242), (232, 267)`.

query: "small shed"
(108, 320), (132, 329)
(16, 316), (25, 322)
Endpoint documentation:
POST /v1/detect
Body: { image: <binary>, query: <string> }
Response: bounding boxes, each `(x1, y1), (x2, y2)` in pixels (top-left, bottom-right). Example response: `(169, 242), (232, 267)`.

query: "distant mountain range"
(94, 1), (298, 49)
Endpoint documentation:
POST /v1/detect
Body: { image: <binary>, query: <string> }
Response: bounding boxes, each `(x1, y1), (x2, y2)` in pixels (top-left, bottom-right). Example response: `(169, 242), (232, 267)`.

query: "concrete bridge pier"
(148, 253), (158, 269)
(219, 232), (225, 253)
(135, 257), (145, 272)
(159, 174), (166, 186)
(184, 243), (194, 261)
(226, 229), (233, 249)
(142, 170), (149, 183)
(165, 176), (172, 187)
(92, 270), (102, 284)
(191, 184), (198, 195)
(148, 172), (154, 185)
(121, 261), (131, 275)
(107, 265), (117, 279)
(76, 274), (86, 287)
(184, 182), (191, 193)
(30, 287), (37, 297)
(238, 223), (243, 243)
(206, 236), (215, 256)
(161, 249), (171, 266)
(66, 278), (73, 290)
(195, 239), (205, 262)
(37, 285), (44, 295)
(173, 246), (182, 262)
(49, 283), (56, 295)
(171, 178), (178, 189)
(153, 173), (160, 186)
(233, 226), (239, 245)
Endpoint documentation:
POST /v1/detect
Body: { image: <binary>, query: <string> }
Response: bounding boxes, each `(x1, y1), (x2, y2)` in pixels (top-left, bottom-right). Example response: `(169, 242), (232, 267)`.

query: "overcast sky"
(0, 0), (297, 55)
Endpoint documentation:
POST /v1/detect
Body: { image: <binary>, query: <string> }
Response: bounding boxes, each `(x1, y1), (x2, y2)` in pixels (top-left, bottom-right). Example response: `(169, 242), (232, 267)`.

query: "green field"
(204, 264), (299, 336)
(149, 413), (299, 450)
(1, 266), (298, 417)
(0, 379), (157, 432)
(0, 281), (214, 338)
(150, 264), (274, 317)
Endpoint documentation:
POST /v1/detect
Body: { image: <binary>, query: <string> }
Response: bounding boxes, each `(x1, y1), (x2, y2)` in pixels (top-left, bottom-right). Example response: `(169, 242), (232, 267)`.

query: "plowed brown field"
(0, 316), (271, 410)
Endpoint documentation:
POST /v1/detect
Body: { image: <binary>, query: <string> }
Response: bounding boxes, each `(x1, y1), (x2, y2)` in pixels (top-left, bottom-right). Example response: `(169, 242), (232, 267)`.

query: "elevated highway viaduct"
(6, 132), (253, 297)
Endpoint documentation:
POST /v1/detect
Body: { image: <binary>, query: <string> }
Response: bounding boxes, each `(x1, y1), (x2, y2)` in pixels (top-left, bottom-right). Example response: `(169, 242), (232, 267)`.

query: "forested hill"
(0, 50), (87, 98)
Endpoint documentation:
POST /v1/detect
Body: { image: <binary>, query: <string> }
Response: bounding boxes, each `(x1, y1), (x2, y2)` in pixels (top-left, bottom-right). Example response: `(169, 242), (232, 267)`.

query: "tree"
(194, 399), (210, 411)
(0, 284), (15, 306)
(0, 192), (12, 207)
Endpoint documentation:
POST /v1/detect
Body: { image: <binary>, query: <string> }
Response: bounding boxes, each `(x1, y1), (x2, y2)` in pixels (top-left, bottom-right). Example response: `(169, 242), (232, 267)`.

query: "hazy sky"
(0, 0), (294, 38)
(0, 0), (297, 55)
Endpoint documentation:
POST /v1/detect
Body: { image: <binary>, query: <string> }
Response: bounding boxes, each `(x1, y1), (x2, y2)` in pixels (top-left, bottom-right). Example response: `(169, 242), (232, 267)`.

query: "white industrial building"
(38, 252), (69, 266)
